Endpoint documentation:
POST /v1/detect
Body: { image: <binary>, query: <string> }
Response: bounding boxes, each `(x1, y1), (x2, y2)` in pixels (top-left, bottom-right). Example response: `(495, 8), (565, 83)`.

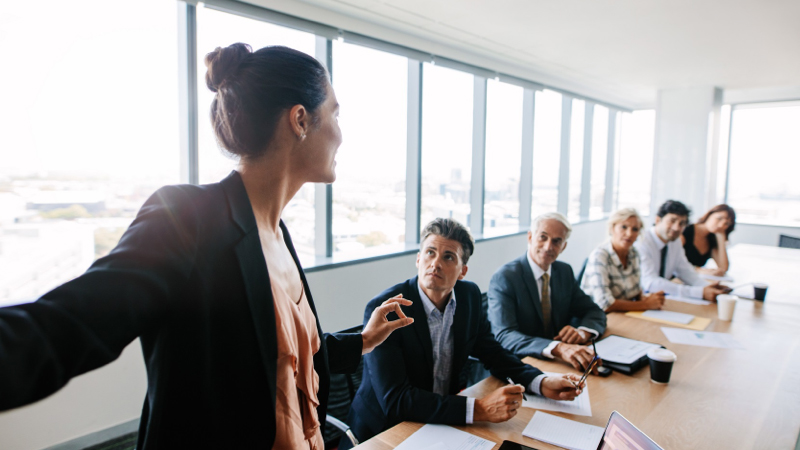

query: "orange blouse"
(271, 279), (323, 450)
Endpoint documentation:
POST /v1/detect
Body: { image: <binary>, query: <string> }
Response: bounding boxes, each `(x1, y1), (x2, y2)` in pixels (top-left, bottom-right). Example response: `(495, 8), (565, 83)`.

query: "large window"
(484, 80), (524, 237)
(727, 102), (800, 225)
(590, 105), (610, 219)
(567, 99), (586, 221)
(420, 64), (474, 228)
(531, 90), (562, 219)
(195, 6), (317, 261)
(331, 41), (408, 256)
(0, 0), (179, 307)
(617, 110), (655, 216)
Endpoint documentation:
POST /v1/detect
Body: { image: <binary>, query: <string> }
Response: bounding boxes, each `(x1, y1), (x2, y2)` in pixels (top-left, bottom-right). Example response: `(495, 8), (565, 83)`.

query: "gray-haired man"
(488, 212), (607, 371)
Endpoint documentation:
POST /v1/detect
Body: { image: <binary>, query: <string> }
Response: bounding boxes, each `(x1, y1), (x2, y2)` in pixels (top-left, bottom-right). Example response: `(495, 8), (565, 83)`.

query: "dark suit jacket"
(0, 171), (362, 449)
(487, 255), (607, 358)
(344, 276), (542, 447)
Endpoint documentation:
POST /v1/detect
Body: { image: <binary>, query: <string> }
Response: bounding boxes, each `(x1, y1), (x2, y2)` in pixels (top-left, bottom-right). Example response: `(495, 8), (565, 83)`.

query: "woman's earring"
(300, 133), (306, 140)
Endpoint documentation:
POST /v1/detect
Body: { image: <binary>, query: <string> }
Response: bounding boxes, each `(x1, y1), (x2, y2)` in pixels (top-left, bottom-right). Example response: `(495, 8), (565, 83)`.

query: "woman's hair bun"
(204, 43), (252, 92)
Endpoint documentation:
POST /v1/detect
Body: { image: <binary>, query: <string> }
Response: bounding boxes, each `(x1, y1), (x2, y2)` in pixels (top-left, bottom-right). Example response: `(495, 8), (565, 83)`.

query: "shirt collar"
(648, 227), (667, 250)
(605, 240), (624, 267)
(526, 251), (552, 281)
(417, 282), (456, 318)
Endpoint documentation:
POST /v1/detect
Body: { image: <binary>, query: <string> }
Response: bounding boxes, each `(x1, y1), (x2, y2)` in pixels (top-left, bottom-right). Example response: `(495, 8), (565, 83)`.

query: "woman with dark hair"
(0, 43), (412, 449)
(681, 204), (736, 276)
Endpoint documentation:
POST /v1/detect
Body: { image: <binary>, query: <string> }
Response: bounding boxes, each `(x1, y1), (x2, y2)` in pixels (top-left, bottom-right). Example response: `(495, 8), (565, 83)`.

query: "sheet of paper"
(394, 424), (495, 450)
(626, 311), (712, 331)
(594, 335), (660, 365)
(420, 444), (449, 450)
(642, 310), (695, 324)
(522, 372), (592, 416)
(700, 273), (734, 282)
(661, 327), (744, 349)
(665, 294), (712, 305)
(522, 411), (604, 450)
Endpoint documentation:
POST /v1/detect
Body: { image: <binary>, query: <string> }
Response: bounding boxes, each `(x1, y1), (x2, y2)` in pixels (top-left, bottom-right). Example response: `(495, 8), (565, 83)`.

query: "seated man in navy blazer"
(488, 212), (607, 371)
(342, 218), (583, 448)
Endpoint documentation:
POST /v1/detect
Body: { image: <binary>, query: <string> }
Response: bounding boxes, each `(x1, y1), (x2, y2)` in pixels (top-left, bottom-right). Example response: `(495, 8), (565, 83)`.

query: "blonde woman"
(581, 208), (665, 312)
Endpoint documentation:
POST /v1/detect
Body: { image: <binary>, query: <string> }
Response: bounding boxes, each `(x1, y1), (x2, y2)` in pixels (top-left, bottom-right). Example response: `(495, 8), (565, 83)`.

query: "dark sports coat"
(0, 171), (362, 449)
(344, 276), (542, 447)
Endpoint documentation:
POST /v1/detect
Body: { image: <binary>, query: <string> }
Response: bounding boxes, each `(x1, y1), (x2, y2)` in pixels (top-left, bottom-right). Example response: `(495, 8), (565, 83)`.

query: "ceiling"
(254, 0), (800, 108)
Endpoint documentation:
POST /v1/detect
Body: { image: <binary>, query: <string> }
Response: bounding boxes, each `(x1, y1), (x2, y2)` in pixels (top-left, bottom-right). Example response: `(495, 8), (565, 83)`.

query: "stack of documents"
(626, 310), (711, 331)
(661, 327), (744, 349)
(665, 293), (711, 305)
(594, 335), (660, 365)
(522, 411), (604, 450)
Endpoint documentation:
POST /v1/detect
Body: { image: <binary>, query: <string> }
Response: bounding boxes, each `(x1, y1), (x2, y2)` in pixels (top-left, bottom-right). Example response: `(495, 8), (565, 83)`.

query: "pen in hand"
(506, 377), (528, 401)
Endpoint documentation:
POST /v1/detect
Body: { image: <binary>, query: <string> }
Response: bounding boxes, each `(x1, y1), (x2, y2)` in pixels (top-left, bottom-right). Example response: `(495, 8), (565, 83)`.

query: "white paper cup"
(716, 294), (738, 321)
(647, 348), (676, 384)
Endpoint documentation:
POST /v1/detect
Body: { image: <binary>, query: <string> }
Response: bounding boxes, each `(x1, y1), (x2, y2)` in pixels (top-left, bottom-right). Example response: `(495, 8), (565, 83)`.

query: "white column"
(650, 87), (723, 217)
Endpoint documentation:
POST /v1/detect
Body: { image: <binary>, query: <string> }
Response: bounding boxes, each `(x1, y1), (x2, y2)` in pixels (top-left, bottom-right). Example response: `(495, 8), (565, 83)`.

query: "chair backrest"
(576, 257), (589, 284)
(323, 324), (364, 447)
(778, 234), (800, 249)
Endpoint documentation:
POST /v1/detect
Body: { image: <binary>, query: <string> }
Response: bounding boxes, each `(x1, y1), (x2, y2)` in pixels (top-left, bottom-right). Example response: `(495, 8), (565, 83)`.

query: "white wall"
(651, 86), (723, 216)
(0, 220), (607, 449)
(729, 223), (800, 247)
(0, 342), (147, 450)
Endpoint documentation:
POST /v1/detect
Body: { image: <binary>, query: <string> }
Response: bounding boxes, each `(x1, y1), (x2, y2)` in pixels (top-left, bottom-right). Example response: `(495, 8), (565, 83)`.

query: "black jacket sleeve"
(0, 186), (198, 410)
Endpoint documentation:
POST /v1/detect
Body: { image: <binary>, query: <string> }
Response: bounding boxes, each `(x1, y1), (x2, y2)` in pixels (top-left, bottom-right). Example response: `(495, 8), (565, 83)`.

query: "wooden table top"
(355, 245), (800, 450)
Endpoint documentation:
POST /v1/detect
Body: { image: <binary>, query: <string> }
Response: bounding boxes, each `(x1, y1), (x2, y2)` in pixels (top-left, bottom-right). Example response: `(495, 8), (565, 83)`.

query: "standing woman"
(0, 44), (412, 449)
(581, 208), (665, 312)
(681, 204), (736, 276)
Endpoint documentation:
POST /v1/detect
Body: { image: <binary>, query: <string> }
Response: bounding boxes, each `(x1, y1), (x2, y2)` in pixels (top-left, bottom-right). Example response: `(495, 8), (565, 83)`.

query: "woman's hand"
(641, 292), (665, 310)
(361, 294), (414, 354)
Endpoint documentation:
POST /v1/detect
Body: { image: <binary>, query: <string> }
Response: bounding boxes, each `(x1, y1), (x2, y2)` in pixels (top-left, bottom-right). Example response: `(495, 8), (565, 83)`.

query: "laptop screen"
(597, 411), (663, 450)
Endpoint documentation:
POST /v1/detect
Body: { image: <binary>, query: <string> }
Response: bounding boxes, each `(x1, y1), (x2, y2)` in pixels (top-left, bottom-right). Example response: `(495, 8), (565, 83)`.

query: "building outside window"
(420, 63), (474, 229)
(726, 102), (800, 226)
(0, 0), (179, 306)
(483, 79), (524, 237)
(331, 41), (408, 257)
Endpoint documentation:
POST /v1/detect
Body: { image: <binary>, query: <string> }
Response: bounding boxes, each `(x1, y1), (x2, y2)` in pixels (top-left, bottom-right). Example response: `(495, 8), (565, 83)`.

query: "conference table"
(354, 244), (800, 450)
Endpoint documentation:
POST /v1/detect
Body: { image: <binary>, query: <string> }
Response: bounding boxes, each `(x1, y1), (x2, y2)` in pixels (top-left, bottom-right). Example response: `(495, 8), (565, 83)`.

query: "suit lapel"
(519, 254), (545, 326)
(451, 281), (468, 392)
(407, 277), (435, 377)
(222, 171), (278, 407)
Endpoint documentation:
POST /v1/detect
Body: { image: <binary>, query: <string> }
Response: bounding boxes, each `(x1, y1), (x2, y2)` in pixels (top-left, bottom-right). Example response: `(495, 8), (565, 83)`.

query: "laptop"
(596, 411), (663, 450)
(499, 410), (663, 450)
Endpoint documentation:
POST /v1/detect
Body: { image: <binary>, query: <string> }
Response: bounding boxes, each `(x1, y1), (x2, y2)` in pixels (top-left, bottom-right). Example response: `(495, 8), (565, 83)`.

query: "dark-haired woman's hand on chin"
(361, 294), (414, 354)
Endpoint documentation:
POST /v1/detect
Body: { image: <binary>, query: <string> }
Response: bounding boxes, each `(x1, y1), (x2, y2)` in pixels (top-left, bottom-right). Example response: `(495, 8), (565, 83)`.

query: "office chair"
(778, 234), (800, 249)
(324, 324), (364, 449)
(576, 257), (589, 284)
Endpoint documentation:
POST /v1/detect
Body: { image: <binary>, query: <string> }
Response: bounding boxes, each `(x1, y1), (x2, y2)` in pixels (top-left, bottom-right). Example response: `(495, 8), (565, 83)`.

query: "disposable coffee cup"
(716, 294), (738, 321)
(647, 348), (676, 384)
(753, 283), (768, 301)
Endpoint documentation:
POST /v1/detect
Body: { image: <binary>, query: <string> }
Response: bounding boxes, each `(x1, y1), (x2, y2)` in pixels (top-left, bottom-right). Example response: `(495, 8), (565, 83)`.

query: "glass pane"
(196, 7), (317, 264)
(484, 80), (523, 237)
(568, 99), (585, 221)
(532, 89), (562, 220)
(727, 103), (800, 225)
(331, 41), (407, 258)
(617, 110), (656, 216)
(590, 105), (609, 219)
(420, 64), (474, 229)
(0, 0), (179, 307)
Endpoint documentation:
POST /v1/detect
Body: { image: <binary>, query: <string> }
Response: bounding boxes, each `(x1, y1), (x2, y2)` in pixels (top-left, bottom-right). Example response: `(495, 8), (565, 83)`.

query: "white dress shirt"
(526, 254), (599, 358)
(418, 282), (545, 424)
(635, 228), (706, 299)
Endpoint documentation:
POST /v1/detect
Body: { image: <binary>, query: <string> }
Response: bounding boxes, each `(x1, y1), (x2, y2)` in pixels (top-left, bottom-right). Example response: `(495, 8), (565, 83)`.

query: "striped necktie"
(541, 273), (553, 337)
